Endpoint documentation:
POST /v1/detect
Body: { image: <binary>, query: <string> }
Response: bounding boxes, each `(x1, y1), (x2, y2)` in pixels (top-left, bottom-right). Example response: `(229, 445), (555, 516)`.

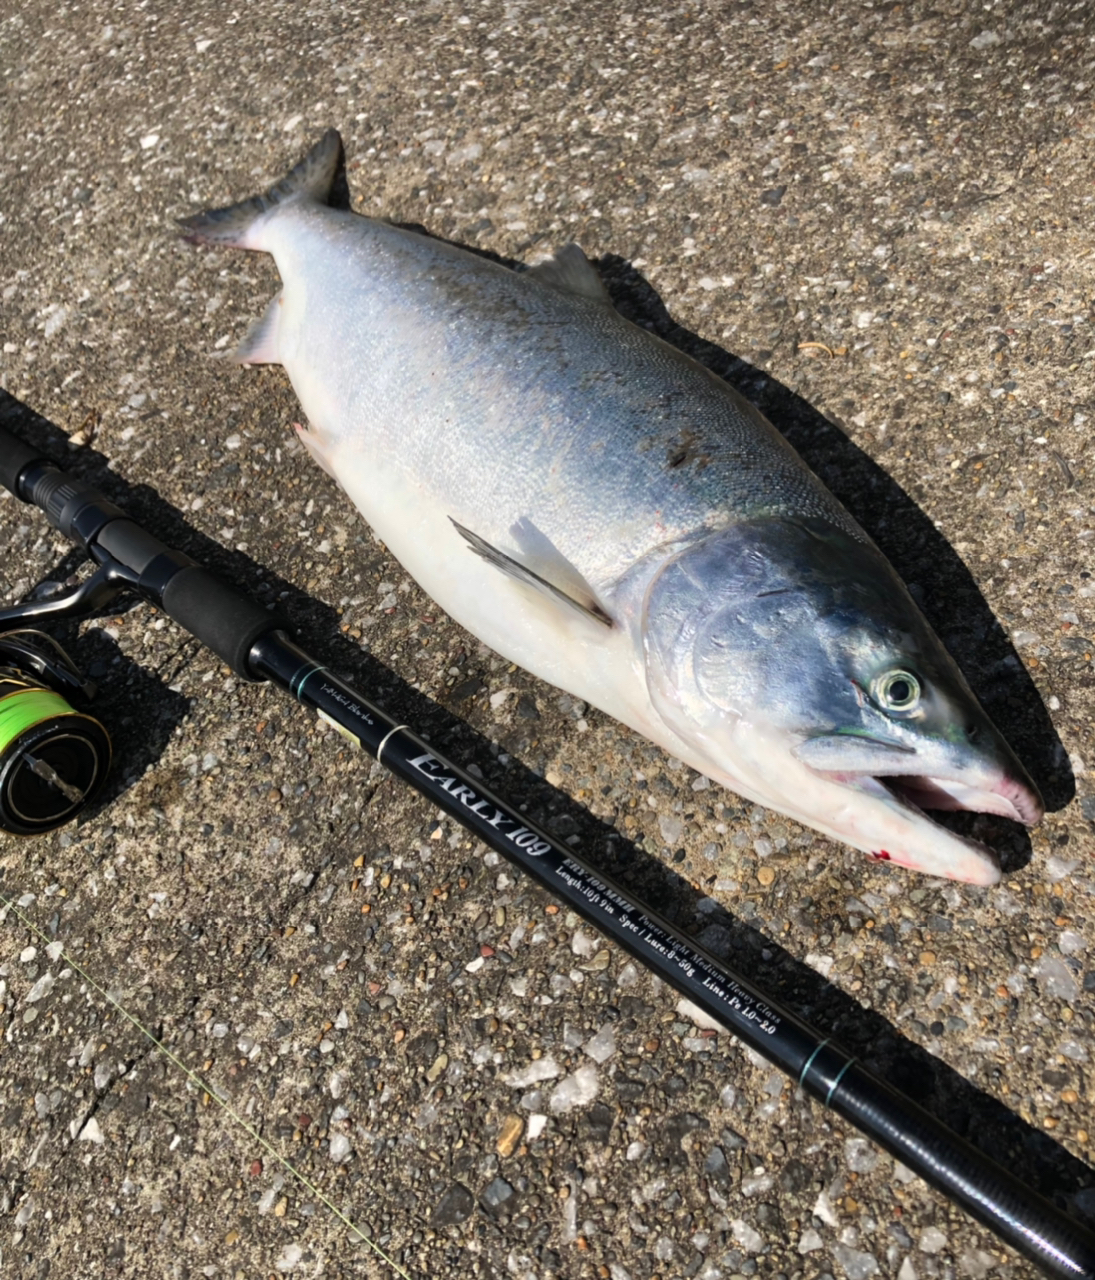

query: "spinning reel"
(0, 625), (110, 835)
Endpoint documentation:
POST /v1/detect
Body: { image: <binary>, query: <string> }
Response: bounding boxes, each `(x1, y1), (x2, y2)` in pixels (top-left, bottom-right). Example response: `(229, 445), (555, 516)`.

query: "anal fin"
(451, 519), (613, 627)
(232, 293), (283, 365)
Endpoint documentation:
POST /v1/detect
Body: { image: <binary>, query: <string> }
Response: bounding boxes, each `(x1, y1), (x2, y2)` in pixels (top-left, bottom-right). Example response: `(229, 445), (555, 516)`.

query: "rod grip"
(160, 566), (282, 681)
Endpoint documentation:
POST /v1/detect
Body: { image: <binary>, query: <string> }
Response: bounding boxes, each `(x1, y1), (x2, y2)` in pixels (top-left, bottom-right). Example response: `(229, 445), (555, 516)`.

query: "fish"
(180, 128), (1043, 885)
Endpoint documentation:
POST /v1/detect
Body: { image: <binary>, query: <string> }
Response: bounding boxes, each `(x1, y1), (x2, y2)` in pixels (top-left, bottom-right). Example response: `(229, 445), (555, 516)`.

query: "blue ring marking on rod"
(291, 664), (328, 702)
(376, 725), (411, 766)
(825, 1056), (857, 1107)
(797, 1038), (830, 1089)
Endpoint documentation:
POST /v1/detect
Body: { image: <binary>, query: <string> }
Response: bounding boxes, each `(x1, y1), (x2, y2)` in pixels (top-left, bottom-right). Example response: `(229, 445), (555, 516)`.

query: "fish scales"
(182, 129), (1043, 885)
(270, 207), (860, 584)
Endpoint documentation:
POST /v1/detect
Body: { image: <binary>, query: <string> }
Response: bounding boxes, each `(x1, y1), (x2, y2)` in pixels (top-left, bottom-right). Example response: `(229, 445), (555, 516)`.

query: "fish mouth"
(786, 724), (1044, 879)
(876, 772), (1043, 827)
(814, 766), (1044, 876)
(791, 734), (1044, 833)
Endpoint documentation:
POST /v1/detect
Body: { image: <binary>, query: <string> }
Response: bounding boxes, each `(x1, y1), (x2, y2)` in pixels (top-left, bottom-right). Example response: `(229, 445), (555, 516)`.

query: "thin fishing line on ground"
(0, 887), (414, 1280)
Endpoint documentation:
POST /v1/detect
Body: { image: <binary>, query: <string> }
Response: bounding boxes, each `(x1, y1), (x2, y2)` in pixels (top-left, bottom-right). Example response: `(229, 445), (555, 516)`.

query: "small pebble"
(275, 1244), (302, 1272)
(756, 866), (775, 887)
(1033, 955), (1080, 1002)
(584, 1024), (616, 1063)
(919, 1227), (948, 1254)
(78, 1117), (104, 1144)
(480, 1176), (516, 1213)
(431, 1182), (475, 1226)
(845, 1137), (878, 1173)
(731, 1218), (763, 1254)
(329, 1132), (352, 1163)
(833, 1242), (880, 1279)
(497, 1114), (523, 1157)
(504, 1058), (560, 1088)
(426, 1053), (449, 1083)
(958, 1249), (997, 1279)
(549, 1064), (599, 1113)
(798, 1229), (824, 1254)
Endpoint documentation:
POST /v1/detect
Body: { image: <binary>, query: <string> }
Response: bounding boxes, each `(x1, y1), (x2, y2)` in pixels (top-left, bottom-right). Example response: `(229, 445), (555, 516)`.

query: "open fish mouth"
(876, 773), (1043, 827)
(788, 726), (1044, 877)
(809, 765), (1045, 873)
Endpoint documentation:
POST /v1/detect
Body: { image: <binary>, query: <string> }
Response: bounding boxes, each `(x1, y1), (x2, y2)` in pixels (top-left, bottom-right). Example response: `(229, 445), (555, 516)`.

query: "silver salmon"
(181, 129), (1043, 884)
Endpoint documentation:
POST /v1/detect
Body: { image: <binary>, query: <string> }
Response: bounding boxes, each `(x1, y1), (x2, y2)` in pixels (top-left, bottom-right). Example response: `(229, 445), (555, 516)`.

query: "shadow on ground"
(1, 343), (1090, 1232)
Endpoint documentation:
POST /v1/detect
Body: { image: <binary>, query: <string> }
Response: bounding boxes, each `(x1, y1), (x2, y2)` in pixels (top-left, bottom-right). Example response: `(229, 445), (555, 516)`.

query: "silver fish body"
(182, 130), (1043, 883)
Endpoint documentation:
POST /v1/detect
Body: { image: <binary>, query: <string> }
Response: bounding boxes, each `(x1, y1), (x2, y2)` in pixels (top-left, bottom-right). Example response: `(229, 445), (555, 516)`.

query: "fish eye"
(873, 669), (921, 713)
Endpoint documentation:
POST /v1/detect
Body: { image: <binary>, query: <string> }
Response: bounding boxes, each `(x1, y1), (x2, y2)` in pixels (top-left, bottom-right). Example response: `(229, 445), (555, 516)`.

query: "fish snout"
(990, 771), (1044, 827)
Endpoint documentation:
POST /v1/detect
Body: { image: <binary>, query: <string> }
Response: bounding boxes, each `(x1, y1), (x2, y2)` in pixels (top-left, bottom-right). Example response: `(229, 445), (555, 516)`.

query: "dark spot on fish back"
(665, 427), (703, 471)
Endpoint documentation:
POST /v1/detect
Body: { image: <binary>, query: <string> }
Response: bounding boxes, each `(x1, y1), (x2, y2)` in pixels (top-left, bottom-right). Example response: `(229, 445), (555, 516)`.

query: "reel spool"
(0, 631), (110, 835)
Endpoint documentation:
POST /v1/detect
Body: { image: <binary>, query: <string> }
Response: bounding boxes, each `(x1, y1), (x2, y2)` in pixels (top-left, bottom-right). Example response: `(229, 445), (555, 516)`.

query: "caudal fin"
(178, 128), (344, 249)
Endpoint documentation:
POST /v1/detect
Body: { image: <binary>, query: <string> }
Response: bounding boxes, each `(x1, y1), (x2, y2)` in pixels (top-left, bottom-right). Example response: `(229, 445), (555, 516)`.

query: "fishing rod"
(0, 422), (1093, 1280)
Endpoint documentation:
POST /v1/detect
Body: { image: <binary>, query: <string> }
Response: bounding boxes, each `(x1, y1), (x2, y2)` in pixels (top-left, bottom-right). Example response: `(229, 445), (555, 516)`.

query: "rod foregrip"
(1, 425), (285, 678)
(161, 566), (281, 680)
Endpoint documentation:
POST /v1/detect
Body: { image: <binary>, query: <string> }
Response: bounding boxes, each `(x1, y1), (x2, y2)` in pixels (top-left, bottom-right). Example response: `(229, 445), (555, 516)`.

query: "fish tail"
(177, 128), (344, 249)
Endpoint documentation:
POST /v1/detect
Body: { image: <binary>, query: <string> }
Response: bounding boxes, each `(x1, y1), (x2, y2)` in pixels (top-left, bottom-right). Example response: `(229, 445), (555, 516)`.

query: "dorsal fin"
(451, 519), (613, 627)
(526, 244), (612, 304)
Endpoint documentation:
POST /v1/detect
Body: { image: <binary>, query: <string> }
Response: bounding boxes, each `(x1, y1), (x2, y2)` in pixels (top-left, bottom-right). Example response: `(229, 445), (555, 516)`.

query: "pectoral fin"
(451, 519), (613, 627)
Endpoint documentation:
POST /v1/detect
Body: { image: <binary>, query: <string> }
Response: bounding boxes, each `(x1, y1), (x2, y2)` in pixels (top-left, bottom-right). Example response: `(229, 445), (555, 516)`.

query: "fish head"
(640, 517), (1043, 883)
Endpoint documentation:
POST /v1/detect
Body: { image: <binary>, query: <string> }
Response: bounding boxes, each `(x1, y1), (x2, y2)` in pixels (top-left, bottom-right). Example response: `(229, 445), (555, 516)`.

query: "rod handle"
(161, 566), (281, 680)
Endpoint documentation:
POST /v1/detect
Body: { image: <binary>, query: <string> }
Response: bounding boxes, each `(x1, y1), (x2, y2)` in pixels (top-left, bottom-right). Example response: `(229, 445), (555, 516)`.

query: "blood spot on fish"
(869, 849), (892, 861)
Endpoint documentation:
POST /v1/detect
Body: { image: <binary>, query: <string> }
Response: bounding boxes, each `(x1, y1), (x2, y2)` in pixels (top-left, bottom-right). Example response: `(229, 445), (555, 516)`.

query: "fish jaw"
(867, 772), (1044, 825)
(674, 720), (1009, 885)
(790, 728), (1044, 829)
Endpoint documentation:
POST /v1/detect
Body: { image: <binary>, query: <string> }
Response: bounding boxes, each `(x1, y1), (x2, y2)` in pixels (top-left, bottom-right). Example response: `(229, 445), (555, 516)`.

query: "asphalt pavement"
(1, 3), (1093, 1279)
